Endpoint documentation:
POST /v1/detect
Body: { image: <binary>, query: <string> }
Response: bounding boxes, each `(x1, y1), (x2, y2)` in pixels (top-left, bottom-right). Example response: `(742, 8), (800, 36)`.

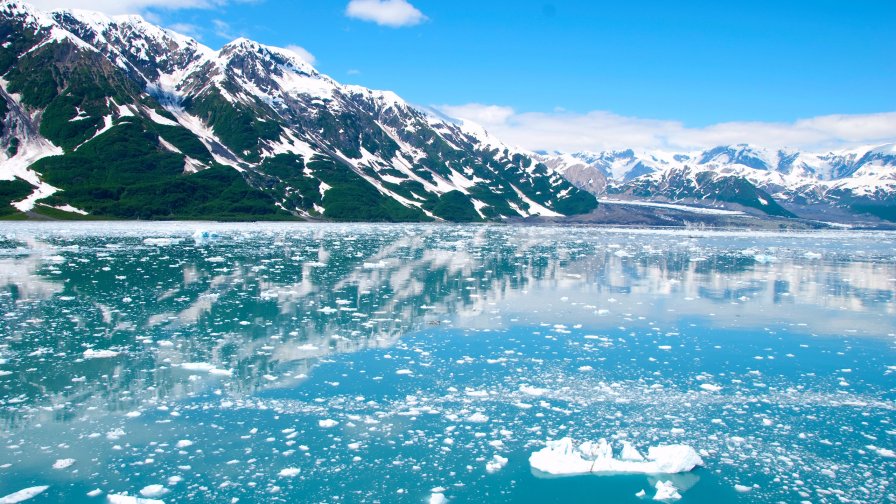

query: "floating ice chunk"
(87, 489), (103, 497)
(753, 254), (776, 264)
(107, 495), (165, 504)
(635, 489), (646, 498)
(529, 438), (703, 476)
(733, 484), (752, 493)
(319, 419), (339, 428)
(139, 486), (167, 498)
(875, 447), (895, 458)
(485, 455), (508, 474)
(519, 385), (548, 396)
(699, 384), (721, 392)
(0, 486), (50, 503)
(179, 363), (232, 376)
(83, 349), (120, 359)
(395, 369), (413, 375)
(653, 481), (681, 501)
(466, 413), (489, 423)
(175, 440), (193, 448)
(52, 459), (76, 470)
(142, 238), (179, 246)
(278, 468), (301, 477)
(179, 362), (215, 372)
(429, 492), (447, 504)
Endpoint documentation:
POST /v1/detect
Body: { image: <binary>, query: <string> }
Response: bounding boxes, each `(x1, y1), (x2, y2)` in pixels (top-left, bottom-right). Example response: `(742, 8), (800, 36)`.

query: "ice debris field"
(0, 223), (894, 503)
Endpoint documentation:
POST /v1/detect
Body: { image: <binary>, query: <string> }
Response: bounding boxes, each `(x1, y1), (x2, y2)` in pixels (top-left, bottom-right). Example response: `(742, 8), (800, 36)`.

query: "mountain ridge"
(540, 142), (896, 223)
(0, 1), (596, 221)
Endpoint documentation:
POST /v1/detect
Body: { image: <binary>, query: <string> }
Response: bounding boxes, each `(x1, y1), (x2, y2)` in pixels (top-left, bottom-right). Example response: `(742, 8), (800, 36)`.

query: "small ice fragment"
(278, 468), (301, 477)
(734, 484), (752, 493)
(83, 349), (120, 359)
(179, 362), (215, 372)
(653, 480), (681, 501)
(519, 385), (547, 396)
(52, 459), (76, 470)
(485, 455), (508, 474)
(139, 485), (167, 498)
(875, 447), (895, 458)
(87, 489), (103, 497)
(699, 384), (721, 392)
(429, 493), (447, 504)
(466, 413), (489, 423)
(175, 440), (193, 448)
(635, 489), (646, 498)
(107, 495), (165, 504)
(318, 419), (339, 428)
(0, 486), (50, 503)
(395, 369), (413, 375)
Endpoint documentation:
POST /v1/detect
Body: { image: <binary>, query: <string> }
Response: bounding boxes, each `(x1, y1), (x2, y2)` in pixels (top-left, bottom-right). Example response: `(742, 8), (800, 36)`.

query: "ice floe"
(0, 486), (49, 504)
(529, 438), (703, 476)
(653, 480), (681, 501)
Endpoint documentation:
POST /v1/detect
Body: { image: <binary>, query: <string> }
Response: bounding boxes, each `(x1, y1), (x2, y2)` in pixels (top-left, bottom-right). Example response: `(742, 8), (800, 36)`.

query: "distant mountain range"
(540, 143), (896, 223)
(0, 1), (892, 225)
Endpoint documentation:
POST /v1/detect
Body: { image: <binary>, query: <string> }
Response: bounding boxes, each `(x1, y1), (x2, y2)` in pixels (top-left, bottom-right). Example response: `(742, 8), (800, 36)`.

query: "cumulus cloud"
(435, 103), (896, 153)
(27, 0), (230, 14)
(345, 0), (426, 27)
(284, 45), (316, 66)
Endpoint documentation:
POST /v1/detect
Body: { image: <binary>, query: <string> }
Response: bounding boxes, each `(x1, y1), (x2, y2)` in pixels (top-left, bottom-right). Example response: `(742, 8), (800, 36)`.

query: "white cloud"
(345, 0), (426, 27)
(27, 0), (229, 15)
(435, 103), (896, 153)
(166, 22), (203, 39)
(284, 44), (316, 66)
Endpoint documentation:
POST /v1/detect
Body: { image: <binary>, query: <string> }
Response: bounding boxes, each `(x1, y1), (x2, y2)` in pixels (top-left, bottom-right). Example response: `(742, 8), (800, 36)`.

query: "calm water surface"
(0, 223), (894, 503)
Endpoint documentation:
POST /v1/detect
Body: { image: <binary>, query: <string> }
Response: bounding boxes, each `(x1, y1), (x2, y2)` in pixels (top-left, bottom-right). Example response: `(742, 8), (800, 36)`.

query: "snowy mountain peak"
(0, 1), (52, 28)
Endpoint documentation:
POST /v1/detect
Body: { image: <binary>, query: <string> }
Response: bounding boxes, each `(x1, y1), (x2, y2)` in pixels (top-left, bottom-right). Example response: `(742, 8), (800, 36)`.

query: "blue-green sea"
(0, 223), (894, 503)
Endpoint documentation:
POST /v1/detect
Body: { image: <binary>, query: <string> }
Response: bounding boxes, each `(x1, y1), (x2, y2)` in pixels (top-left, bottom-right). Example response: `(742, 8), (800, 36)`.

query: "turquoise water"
(0, 223), (894, 503)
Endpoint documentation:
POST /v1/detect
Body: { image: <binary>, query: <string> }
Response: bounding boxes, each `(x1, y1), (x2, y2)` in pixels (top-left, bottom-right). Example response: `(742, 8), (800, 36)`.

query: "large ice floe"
(529, 438), (703, 476)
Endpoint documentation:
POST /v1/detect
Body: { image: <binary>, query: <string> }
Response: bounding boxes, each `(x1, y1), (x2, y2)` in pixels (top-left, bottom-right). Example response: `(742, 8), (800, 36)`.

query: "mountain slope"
(0, 2), (596, 221)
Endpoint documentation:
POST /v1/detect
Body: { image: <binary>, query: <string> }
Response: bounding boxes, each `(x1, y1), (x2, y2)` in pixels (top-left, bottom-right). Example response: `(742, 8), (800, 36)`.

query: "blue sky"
(31, 0), (896, 151)
(154, 0), (894, 125)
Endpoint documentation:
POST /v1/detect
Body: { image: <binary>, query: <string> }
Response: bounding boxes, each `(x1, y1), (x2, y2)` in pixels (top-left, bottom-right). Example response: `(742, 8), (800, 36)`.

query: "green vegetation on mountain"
(184, 89), (280, 162)
(0, 177), (32, 217)
(309, 157), (428, 222)
(32, 121), (291, 220)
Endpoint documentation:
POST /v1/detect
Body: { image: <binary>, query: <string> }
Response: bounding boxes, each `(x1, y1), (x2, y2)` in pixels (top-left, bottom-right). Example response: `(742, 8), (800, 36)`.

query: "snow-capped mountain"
(542, 143), (896, 222)
(0, 1), (596, 221)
